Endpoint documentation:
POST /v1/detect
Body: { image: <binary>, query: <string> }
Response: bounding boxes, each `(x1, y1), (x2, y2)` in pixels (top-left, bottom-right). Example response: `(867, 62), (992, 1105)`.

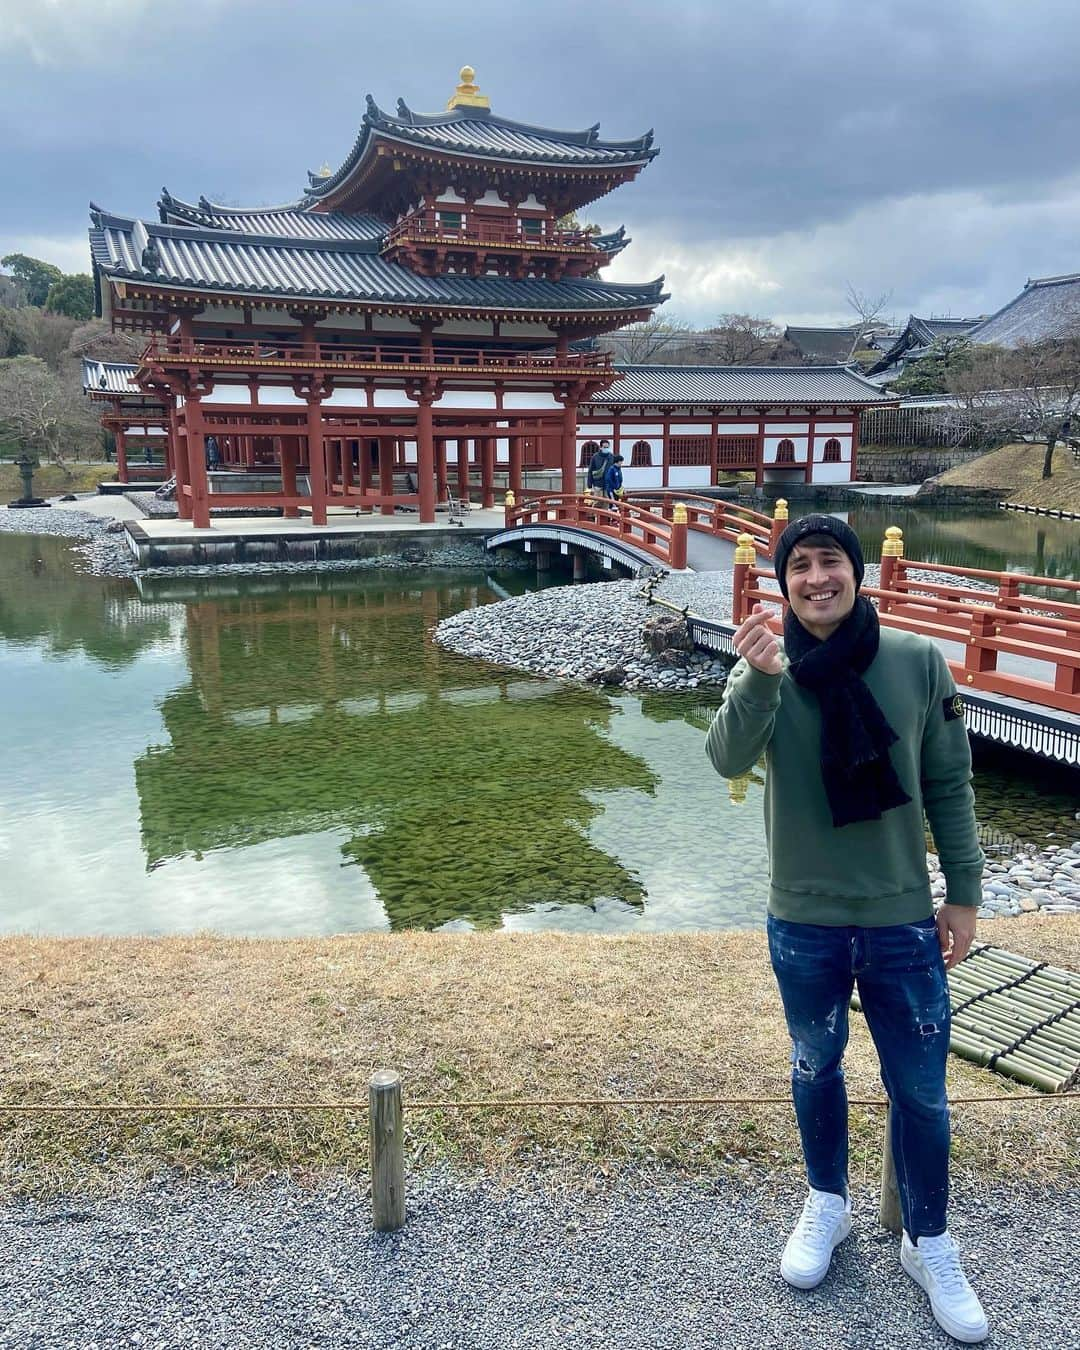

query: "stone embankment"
(935, 843), (1080, 919)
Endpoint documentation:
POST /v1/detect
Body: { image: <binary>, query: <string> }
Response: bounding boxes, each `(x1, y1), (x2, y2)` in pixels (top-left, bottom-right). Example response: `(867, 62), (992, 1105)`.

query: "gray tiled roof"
(590, 364), (893, 405)
(158, 192), (384, 241)
(81, 358), (139, 395)
(305, 96), (657, 199)
(968, 274), (1080, 347)
(89, 210), (666, 315)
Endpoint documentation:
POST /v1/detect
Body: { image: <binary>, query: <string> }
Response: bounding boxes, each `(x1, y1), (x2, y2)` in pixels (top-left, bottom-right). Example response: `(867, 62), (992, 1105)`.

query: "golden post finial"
(672, 501), (688, 524)
(882, 525), (904, 558)
(734, 532), (757, 566)
(504, 489), (516, 508)
(774, 498), (788, 521)
(447, 65), (490, 110)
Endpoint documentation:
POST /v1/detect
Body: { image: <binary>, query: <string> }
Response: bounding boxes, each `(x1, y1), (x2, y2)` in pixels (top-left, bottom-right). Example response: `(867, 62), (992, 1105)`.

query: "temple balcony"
(140, 334), (613, 380)
(380, 210), (609, 279)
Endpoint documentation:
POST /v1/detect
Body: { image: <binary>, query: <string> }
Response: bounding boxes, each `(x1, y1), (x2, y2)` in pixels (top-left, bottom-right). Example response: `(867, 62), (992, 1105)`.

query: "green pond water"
(0, 504), (1076, 937)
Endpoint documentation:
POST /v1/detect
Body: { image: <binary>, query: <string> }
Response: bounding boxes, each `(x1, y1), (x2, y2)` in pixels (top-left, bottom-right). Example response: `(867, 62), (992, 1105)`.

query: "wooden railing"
(505, 493), (687, 569)
(625, 491), (781, 555)
(731, 529), (1080, 716)
(385, 211), (596, 252)
(142, 335), (611, 374)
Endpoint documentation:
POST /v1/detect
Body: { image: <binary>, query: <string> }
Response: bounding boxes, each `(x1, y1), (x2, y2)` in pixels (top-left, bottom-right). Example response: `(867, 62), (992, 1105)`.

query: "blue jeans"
(767, 914), (952, 1239)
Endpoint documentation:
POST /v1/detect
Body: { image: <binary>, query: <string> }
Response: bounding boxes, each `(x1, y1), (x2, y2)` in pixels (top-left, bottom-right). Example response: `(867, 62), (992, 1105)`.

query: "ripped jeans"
(767, 914), (952, 1239)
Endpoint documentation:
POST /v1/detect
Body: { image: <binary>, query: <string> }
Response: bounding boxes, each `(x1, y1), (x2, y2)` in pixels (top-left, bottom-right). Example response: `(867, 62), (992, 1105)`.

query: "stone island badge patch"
(944, 694), (965, 722)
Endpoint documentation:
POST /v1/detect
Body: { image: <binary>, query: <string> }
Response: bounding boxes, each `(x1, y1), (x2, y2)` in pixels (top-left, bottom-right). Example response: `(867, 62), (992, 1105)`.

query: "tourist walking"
(586, 439), (613, 498)
(205, 434), (221, 471)
(705, 514), (988, 1344)
(602, 452), (624, 504)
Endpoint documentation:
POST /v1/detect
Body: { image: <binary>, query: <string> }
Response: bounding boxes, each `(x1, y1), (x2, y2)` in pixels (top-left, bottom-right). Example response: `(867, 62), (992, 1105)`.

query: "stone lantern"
(7, 452), (49, 509)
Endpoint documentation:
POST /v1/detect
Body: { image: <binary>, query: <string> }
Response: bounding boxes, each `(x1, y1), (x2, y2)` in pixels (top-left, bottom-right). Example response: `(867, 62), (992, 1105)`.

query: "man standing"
(586, 439), (613, 498)
(706, 514), (988, 1344)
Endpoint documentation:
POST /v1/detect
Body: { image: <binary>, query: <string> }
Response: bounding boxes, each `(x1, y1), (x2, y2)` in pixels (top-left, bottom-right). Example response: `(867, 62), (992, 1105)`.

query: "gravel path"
(0, 1170), (1073, 1349)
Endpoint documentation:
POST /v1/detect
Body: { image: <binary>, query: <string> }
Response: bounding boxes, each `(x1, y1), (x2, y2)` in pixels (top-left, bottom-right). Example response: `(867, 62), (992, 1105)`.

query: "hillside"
(936, 442), (1080, 511)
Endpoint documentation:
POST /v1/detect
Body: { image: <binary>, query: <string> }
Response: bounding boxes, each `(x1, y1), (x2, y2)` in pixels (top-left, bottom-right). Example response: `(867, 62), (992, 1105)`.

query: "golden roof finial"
(317, 163), (333, 178)
(447, 64), (490, 111)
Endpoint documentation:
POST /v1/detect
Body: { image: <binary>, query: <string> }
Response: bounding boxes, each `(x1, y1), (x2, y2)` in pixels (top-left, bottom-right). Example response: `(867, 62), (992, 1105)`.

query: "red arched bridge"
(487, 490), (1080, 763)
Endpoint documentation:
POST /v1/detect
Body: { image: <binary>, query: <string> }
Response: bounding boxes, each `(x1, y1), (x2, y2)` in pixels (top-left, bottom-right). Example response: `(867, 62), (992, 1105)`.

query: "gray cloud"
(2, 0), (1078, 325)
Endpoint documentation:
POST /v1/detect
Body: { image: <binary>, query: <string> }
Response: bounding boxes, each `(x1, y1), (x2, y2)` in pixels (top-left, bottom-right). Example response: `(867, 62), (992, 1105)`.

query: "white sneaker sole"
(900, 1243), (989, 1343)
(780, 1213), (852, 1289)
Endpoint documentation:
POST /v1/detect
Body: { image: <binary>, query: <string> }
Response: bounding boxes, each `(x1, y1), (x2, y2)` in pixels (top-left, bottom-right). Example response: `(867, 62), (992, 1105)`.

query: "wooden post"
(560, 399), (578, 496)
(416, 398), (436, 523)
(369, 1069), (405, 1232)
(115, 426), (129, 484)
(769, 498), (788, 555)
(879, 525), (904, 615)
(306, 396), (328, 526)
(670, 501), (688, 570)
(185, 395), (211, 529)
(732, 532), (757, 624)
(378, 437), (395, 517)
(879, 1101), (902, 1234)
(481, 436), (496, 510)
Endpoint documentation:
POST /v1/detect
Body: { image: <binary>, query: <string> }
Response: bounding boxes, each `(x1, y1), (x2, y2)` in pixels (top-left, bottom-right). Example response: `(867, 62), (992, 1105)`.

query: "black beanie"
(772, 513), (865, 599)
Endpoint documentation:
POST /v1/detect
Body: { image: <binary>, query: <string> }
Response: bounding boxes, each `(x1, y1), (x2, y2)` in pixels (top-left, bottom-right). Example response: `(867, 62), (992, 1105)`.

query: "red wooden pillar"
(307, 397), (328, 526)
(805, 414), (816, 483)
(281, 438), (299, 518)
(850, 408), (861, 482)
(416, 397), (436, 523)
(342, 439), (355, 492)
(115, 426), (129, 484)
(378, 436), (395, 516)
(457, 438), (470, 499)
(560, 399), (578, 496)
(755, 416), (766, 488)
(185, 396), (212, 529)
(359, 439), (371, 500)
(481, 435), (496, 510)
(435, 437), (448, 502)
(170, 404), (191, 520)
(508, 432), (523, 497)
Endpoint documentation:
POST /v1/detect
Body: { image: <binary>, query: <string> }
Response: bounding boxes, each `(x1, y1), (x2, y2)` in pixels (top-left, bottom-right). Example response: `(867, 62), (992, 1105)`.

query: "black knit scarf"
(783, 596), (913, 828)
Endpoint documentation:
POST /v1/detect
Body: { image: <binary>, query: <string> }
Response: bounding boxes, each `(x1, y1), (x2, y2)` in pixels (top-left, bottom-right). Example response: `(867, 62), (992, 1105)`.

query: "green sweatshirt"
(706, 627), (984, 926)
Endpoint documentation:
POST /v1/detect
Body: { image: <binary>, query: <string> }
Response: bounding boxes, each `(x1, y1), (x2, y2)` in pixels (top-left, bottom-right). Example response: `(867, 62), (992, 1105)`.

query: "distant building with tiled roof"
(783, 325), (861, 363)
(967, 274), (1080, 348)
(866, 314), (983, 382)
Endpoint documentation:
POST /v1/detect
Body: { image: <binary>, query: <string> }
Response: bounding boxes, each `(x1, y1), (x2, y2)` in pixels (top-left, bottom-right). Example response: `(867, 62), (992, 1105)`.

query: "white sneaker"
(780, 1188), (852, 1289)
(901, 1230), (989, 1343)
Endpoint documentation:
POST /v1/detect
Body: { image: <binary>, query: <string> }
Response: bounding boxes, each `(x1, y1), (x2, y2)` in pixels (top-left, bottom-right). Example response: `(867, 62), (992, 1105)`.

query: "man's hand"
(733, 604), (784, 675)
(936, 903), (977, 970)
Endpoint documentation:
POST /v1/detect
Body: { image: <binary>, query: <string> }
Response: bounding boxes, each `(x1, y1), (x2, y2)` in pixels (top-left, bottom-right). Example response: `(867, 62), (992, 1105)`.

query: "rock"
(642, 613), (692, 655)
(105, 519), (126, 533)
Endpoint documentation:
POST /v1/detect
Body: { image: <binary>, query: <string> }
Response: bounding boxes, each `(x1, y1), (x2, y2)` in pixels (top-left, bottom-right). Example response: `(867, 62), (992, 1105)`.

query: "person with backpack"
(586, 439), (613, 497)
(602, 453), (624, 505)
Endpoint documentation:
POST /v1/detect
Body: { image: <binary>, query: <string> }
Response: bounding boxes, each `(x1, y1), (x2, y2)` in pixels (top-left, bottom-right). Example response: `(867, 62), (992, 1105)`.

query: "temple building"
(88, 68), (890, 518)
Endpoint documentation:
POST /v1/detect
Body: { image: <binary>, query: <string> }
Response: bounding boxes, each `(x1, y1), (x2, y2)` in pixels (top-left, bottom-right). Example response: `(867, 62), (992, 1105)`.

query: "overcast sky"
(2, 0), (1079, 328)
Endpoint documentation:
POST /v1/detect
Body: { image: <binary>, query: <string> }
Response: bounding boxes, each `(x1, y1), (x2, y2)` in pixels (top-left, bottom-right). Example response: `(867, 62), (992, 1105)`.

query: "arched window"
(579, 439), (600, 468)
(630, 439), (652, 466)
(776, 438), (796, 464)
(823, 438), (842, 463)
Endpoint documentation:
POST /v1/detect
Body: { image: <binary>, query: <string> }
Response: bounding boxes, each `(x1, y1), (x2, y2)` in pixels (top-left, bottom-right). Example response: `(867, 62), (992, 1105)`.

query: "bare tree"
(0, 355), (97, 467)
(602, 315), (694, 364)
(845, 282), (895, 340)
(700, 313), (783, 364)
(948, 337), (1080, 479)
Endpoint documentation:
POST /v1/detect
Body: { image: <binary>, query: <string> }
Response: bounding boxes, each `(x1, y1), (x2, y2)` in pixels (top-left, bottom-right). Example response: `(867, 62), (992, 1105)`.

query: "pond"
(0, 509), (1076, 937)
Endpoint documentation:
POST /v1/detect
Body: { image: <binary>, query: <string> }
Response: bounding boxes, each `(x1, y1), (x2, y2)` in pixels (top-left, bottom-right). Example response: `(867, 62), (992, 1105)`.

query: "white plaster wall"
(668, 467), (712, 488)
(437, 188), (466, 204)
(622, 466), (663, 488)
(322, 387), (369, 409)
(437, 319), (495, 336)
(256, 386), (306, 407)
(815, 421), (854, 434)
(813, 461), (853, 484)
(201, 383), (252, 405)
(613, 423), (663, 435)
(716, 423), (759, 435)
(496, 438), (509, 458)
(499, 323), (557, 339)
(669, 422), (711, 435)
(577, 422), (613, 435)
(444, 442), (459, 464)
(619, 436), (661, 460)
(202, 307), (247, 325)
(504, 391), (561, 409)
(401, 440), (417, 463)
(764, 436), (808, 463)
(373, 388), (414, 408)
(476, 189), (509, 207)
(370, 315), (419, 333)
(519, 193), (545, 210)
(435, 390), (497, 409)
(812, 434), (851, 462)
(252, 308), (297, 327)
(765, 422), (808, 435)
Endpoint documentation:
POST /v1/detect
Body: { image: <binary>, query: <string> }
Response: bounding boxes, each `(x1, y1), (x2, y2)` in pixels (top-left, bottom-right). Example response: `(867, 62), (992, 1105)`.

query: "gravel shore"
(0, 1169), (1074, 1349)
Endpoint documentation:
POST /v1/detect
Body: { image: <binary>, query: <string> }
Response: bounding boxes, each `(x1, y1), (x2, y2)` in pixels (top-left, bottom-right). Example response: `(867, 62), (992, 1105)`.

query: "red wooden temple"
(88, 67), (667, 526)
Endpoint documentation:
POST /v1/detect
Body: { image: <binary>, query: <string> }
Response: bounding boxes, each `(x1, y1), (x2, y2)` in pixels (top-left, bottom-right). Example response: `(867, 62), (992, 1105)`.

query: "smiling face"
(785, 537), (857, 640)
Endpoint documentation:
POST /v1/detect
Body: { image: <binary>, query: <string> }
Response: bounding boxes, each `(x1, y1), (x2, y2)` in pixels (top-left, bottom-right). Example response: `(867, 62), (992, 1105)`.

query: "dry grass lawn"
(936, 442), (1080, 511)
(1, 919), (1078, 1198)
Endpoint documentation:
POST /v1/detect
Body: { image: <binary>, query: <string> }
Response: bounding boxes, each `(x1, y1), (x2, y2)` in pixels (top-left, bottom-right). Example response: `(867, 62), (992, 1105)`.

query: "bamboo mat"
(852, 943), (1080, 1093)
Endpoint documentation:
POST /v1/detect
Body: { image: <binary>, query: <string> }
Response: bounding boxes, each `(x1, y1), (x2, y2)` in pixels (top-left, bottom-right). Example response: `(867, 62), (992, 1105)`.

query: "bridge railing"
(731, 528), (1080, 716)
(505, 493), (687, 568)
(624, 491), (781, 555)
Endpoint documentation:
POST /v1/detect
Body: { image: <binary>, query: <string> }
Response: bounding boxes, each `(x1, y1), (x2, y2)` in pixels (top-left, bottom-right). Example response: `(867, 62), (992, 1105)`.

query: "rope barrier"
(1, 1090), (1077, 1116)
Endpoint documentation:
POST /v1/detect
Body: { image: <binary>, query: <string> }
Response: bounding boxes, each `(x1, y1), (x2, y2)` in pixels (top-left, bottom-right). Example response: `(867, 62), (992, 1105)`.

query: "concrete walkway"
(49, 491), (147, 521)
